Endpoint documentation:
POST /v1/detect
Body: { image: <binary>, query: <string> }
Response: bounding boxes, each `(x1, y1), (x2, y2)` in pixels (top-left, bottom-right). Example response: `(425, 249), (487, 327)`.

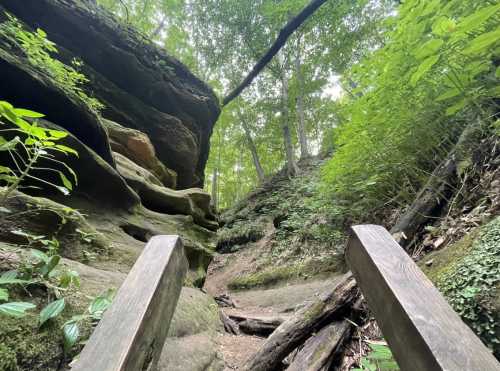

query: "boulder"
(160, 287), (224, 371)
(104, 120), (177, 188)
(2, 0), (220, 188)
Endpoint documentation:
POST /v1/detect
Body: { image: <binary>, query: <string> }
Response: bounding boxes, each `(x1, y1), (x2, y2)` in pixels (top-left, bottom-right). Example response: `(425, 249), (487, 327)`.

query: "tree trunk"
(210, 167), (218, 211)
(242, 274), (358, 371)
(241, 119), (265, 182)
(390, 121), (484, 248)
(285, 320), (352, 371)
(295, 37), (309, 160)
(281, 71), (299, 177)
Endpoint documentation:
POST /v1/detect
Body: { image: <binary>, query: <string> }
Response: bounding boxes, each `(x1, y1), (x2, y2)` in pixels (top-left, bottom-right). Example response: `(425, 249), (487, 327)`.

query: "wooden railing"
(346, 225), (500, 371)
(72, 235), (188, 371)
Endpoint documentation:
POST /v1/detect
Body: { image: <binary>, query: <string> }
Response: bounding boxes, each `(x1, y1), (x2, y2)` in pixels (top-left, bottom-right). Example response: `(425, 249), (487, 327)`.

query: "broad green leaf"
(414, 39), (444, 60)
(47, 129), (68, 139)
(0, 288), (9, 301)
(13, 108), (45, 118)
(89, 296), (112, 318)
(59, 172), (73, 191)
(39, 298), (65, 326)
(464, 28), (500, 55)
(0, 276), (29, 285)
(63, 322), (80, 350)
(36, 28), (47, 38)
(30, 249), (49, 263)
(0, 137), (20, 151)
(54, 144), (78, 157)
(1, 271), (18, 280)
(432, 17), (456, 36)
(496, 66), (500, 78)
(0, 165), (12, 174)
(456, 4), (500, 34)
(0, 302), (36, 317)
(41, 255), (61, 277)
(410, 55), (440, 86)
(436, 88), (461, 101)
(445, 98), (467, 116)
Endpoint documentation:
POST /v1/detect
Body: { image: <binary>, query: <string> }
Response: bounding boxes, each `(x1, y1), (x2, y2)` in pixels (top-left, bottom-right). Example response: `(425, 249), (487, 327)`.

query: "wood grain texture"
(72, 235), (188, 371)
(242, 273), (358, 371)
(286, 320), (351, 371)
(346, 225), (500, 371)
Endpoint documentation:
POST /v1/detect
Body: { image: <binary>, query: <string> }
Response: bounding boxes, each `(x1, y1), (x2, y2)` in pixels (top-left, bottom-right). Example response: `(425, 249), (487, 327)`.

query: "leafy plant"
(0, 100), (78, 206)
(0, 13), (103, 112)
(61, 289), (115, 351)
(322, 0), (500, 219)
(0, 270), (35, 318)
(353, 343), (399, 371)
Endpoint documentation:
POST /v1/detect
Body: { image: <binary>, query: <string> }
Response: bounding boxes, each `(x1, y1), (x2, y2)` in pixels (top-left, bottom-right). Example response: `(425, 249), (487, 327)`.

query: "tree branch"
(222, 0), (329, 106)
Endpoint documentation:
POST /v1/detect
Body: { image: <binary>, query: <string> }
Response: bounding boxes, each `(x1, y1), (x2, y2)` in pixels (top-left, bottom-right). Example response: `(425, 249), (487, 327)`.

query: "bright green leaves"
(0, 288), (8, 301)
(414, 38), (444, 60)
(432, 17), (456, 37)
(456, 3), (500, 34)
(39, 298), (65, 326)
(463, 27), (500, 55)
(0, 100), (78, 201)
(0, 302), (36, 317)
(62, 322), (79, 350)
(436, 88), (461, 102)
(410, 55), (440, 86)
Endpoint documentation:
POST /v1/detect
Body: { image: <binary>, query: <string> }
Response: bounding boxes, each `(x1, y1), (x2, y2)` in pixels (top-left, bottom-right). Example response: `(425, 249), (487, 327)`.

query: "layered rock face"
(1, 0), (219, 189)
(0, 2), (223, 369)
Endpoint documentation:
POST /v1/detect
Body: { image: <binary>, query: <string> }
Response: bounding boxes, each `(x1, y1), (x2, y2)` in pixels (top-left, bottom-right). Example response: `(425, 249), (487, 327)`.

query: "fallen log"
(391, 121), (483, 248)
(230, 315), (285, 337)
(241, 273), (358, 371)
(220, 309), (240, 335)
(286, 320), (352, 371)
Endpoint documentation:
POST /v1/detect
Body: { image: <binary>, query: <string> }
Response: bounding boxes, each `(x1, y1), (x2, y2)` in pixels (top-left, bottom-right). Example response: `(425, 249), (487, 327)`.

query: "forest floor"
(205, 253), (342, 369)
(203, 159), (347, 369)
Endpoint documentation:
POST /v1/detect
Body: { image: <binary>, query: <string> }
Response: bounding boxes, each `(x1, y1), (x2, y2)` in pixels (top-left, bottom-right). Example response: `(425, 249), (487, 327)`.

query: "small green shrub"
(217, 220), (266, 252)
(436, 217), (500, 354)
(353, 343), (399, 371)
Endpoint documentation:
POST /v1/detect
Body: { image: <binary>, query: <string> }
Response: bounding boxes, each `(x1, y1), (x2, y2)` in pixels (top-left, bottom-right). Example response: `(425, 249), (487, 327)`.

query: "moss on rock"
(421, 217), (500, 356)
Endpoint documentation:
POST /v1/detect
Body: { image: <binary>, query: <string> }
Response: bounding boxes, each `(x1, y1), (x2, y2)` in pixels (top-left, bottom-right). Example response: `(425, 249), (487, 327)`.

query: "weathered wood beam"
(346, 225), (500, 371)
(72, 235), (188, 371)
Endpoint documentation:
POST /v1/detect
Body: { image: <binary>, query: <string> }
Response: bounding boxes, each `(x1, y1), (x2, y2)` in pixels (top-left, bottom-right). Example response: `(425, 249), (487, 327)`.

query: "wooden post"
(72, 235), (188, 371)
(346, 225), (500, 371)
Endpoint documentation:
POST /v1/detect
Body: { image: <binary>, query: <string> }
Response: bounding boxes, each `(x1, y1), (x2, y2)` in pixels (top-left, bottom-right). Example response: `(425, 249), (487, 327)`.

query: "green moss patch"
(421, 217), (500, 356)
(228, 255), (345, 291)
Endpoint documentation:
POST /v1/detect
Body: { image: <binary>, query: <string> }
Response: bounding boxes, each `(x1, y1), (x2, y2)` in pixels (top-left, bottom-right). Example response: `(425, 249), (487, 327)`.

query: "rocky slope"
(0, 1), (223, 369)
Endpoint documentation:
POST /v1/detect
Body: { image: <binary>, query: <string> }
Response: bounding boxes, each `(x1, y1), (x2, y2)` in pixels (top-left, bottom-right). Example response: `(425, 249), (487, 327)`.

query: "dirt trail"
(204, 248), (342, 370)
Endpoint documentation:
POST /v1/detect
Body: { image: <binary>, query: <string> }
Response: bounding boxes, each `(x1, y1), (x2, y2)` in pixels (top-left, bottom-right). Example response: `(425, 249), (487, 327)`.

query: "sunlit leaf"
(39, 298), (65, 326)
(13, 108), (45, 118)
(410, 55), (440, 86)
(0, 302), (36, 317)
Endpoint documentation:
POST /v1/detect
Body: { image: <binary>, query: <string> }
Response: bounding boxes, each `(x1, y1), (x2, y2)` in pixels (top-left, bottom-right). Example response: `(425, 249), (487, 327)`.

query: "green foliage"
(322, 0), (500, 218)
(217, 220), (266, 252)
(61, 289), (115, 350)
(0, 14), (103, 112)
(435, 217), (500, 354)
(353, 343), (399, 371)
(0, 101), (78, 205)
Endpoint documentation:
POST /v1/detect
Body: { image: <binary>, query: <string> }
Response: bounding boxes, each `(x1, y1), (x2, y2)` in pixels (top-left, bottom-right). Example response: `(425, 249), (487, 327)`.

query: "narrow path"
(205, 250), (342, 369)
